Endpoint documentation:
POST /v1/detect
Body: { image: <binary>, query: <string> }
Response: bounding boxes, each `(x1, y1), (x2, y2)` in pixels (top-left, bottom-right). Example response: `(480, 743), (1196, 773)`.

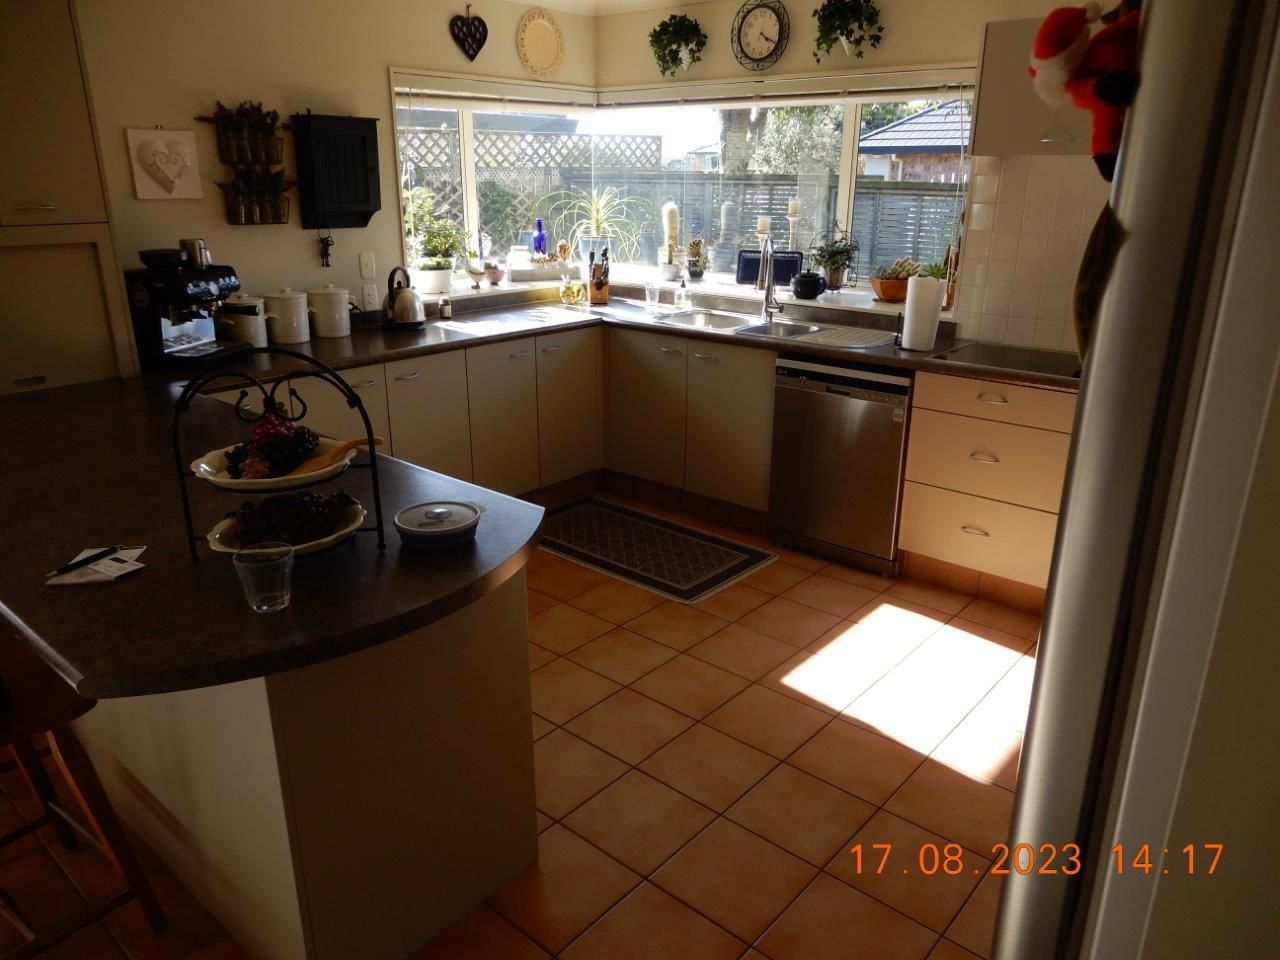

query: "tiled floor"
(418, 498), (1039, 960)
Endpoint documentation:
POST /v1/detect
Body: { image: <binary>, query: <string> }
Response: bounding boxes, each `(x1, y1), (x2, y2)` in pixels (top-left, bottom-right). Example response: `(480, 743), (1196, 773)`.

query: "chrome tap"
(757, 234), (782, 323)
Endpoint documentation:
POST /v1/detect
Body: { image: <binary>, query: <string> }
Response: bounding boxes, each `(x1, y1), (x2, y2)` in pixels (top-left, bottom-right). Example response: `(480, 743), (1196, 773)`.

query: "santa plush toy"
(1028, 3), (1141, 181)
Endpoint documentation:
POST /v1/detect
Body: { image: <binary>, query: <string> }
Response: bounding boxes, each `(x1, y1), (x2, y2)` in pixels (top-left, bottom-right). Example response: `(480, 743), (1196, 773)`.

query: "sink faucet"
(757, 235), (782, 323)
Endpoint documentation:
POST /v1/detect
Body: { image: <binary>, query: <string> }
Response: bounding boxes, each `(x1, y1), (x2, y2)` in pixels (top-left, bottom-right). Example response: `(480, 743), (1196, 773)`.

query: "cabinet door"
(685, 342), (776, 510)
(605, 329), (687, 489)
(385, 352), (473, 481)
(0, 0), (106, 224)
(536, 328), (603, 487)
(466, 339), (540, 495)
(286, 363), (391, 447)
(971, 18), (1091, 157)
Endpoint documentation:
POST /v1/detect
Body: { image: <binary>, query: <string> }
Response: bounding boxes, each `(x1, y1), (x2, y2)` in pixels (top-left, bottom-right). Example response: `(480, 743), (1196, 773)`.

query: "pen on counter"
(46, 546), (121, 579)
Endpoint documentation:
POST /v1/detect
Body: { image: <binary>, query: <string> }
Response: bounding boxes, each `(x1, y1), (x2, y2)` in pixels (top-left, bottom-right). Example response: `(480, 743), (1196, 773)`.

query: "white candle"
(756, 216), (772, 234)
(787, 198), (802, 215)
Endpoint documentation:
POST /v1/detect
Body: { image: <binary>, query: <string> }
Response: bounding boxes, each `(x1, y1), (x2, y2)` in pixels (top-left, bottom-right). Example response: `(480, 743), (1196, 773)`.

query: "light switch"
(358, 251), (376, 280)
(361, 283), (379, 311)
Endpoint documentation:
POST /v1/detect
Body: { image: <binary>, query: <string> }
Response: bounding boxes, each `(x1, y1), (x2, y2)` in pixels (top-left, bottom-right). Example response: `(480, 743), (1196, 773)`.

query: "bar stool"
(0, 638), (165, 957)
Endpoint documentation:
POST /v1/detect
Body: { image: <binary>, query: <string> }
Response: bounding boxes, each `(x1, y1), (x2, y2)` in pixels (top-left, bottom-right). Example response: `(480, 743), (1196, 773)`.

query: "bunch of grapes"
(225, 412), (320, 479)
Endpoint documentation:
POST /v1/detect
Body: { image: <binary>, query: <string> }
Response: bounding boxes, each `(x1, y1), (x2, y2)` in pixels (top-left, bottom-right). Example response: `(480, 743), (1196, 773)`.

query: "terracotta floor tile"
(819, 562), (896, 592)
(739, 597), (841, 647)
(527, 561), (611, 601)
(534, 730), (628, 818)
(531, 713), (556, 741)
(489, 825), (640, 955)
(529, 659), (620, 725)
(704, 685), (830, 759)
(959, 598), (1042, 642)
(946, 872), (1005, 959)
(757, 872), (936, 960)
(105, 868), (222, 960)
(411, 903), (548, 959)
(782, 574), (882, 618)
(528, 548), (562, 572)
(739, 561), (811, 594)
(181, 934), (255, 960)
(652, 818), (815, 942)
(568, 580), (665, 624)
(529, 643), (557, 671)
(563, 771), (714, 876)
(46, 828), (128, 902)
(928, 940), (983, 960)
(527, 590), (558, 616)
(640, 725), (775, 811)
(788, 719), (925, 806)
(884, 578), (974, 616)
(42, 922), (128, 960)
(528, 604), (614, 655)
(886, 760), (1015, 855)
(630, 655), (748, 719)
(568, 627), (677, 685)
(0, 794), (41, 866)
(693, 582), (772, 621)
(931, 707), (1023, 792)
(0, 848), (85, 933)
(687, 624), (797, 681)
(626, 602), (729, 651)
(562, 882), (744, 960)
(726, 765), (874, 867)
(537, 811), (554, 833)
(565, 689), (693, 765)
(828, 810), (989, 932)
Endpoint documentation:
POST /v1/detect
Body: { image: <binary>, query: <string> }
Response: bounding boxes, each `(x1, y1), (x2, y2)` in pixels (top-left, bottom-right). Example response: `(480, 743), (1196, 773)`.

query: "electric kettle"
(382, 266), (425, 329)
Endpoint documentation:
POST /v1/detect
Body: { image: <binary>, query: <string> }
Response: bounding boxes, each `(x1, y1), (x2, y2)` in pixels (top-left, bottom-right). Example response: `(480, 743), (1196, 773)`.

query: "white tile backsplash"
(956, 155), (1107, 347)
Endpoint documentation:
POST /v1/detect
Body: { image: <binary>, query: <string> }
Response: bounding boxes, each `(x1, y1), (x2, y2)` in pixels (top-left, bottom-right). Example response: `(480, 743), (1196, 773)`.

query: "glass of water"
(644, 281), (661, 306)
(233, 542), (294, 613)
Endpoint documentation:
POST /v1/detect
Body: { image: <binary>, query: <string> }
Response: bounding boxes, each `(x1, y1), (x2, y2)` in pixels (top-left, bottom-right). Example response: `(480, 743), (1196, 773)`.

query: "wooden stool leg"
(10, 739), (77, 849)
(46, 727), (167, 932)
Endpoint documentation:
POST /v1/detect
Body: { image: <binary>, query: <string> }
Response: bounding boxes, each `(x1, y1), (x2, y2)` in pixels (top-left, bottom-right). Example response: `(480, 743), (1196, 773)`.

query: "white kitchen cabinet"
(914, 371), (1077, 433)
(386, 352), (473, 481)
(971, 18), (1092, 157)
(466, 339), (540, 495)
(286, 363), (392, 447)
(0, 0), (106, 225)
(536, 327), (603, 487)
(684, 341), (777, 510)
(606, 329), (688, 489)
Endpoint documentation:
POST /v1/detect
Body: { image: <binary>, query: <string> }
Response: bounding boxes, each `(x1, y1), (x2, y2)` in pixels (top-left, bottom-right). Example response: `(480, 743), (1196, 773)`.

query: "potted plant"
(416, 209), (467, 294)
(811, 230), (859, 291)
(660, 242), (683, 282)
(686, 237), (708, 280)
(870, 257), (921, 302)
(924, 261), (956, 309)
(649, 14), (708, 76)
(257, 169), (293, 224)
(545, 187), (648, 264)
(197, 100), (285, 165)
(658, 201), (683, 280)
(812, 0), (884, 63)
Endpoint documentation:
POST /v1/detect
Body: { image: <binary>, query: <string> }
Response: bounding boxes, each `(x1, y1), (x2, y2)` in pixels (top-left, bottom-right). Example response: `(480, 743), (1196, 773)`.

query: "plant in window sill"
(810, 227), (859, 291)
(923, 260), (957, 309)
(812, 0), (884, 63)
(870, 257), (921, 302)
(544, 186), (649, 264)
(686, 238), (708, 280)
(414, 207), (467, 294)
(649, 14), (708, 77)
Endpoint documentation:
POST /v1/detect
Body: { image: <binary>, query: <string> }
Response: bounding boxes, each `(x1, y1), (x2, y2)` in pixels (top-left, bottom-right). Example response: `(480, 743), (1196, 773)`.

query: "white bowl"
(207, 500), (366, 556)
(394, 501), (482, 549)
(191, 437), (356, 492)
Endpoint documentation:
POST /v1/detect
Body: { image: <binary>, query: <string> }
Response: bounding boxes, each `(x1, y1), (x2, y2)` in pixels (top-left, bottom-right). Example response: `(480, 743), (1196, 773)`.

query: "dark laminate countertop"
(188, 299), (1079, 394)
(0, 377), (544, 699)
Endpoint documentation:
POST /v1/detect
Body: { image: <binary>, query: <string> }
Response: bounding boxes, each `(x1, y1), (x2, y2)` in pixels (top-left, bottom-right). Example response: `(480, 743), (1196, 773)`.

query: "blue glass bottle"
(532, 217), (547, 256)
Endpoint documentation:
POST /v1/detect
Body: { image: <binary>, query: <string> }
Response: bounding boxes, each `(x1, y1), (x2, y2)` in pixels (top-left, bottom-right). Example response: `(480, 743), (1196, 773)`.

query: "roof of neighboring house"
(858, 99), (971, 155)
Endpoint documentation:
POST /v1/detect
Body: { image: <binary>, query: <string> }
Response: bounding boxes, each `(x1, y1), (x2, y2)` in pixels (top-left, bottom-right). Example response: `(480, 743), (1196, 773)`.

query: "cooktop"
(933, 342), (1081, 380)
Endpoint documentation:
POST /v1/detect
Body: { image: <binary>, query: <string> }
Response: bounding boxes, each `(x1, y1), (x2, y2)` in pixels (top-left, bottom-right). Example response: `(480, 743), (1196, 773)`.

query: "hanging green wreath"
(649, 14), (708, 77)
(813, 0), (884, 63)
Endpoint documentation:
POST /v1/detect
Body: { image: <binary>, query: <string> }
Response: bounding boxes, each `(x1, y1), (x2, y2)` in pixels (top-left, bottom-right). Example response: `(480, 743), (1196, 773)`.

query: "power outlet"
(361, 283), (379, 311)
(358, 251), (376, 280)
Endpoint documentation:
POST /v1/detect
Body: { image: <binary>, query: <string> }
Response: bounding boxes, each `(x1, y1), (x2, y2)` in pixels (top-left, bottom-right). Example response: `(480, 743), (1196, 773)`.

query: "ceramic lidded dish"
(394, 501), (482, 549)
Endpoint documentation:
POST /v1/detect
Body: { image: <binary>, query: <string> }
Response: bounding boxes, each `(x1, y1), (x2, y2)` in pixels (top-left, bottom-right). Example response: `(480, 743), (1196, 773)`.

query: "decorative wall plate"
(516, 7), (565, 81)
(125, 128), (203, 200)
(450, 5), (488, 61)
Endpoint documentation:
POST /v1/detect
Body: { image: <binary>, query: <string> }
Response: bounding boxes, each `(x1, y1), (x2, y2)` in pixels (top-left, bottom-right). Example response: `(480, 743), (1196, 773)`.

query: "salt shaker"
(438, 296), (452, 319)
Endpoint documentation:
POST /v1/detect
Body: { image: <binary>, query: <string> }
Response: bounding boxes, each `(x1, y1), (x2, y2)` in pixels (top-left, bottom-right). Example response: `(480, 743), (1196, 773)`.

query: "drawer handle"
(693, 352), (717, 361)
(969, 451), (1000, 464)
(350, 379), (377, 389)
(976, 392), (1008, 405)
(393, 371), (421, 381)
(961, 525), (991, 538)
(542, 344), (561, 352)
(659, 345), (682, 354)
(510, 349), (530, 358)
(13, 201), (56, 211)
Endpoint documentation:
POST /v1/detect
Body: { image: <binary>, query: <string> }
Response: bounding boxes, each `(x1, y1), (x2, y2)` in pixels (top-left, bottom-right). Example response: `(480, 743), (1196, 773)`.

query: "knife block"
(588, 266), (609, 305)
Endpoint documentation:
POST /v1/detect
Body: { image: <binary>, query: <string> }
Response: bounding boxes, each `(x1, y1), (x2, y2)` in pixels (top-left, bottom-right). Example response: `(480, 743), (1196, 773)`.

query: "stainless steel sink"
(736, 319), (823, 339)
(654, 309), (754, 331)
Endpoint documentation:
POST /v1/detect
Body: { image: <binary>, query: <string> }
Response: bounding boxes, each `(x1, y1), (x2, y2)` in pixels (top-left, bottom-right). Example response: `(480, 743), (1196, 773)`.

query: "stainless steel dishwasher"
(768, 356), (912, 574)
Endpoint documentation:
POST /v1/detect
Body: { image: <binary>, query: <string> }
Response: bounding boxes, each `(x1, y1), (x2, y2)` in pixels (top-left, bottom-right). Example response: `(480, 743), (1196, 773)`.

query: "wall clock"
(731, 0), (789, 72)
(516, 7), (565, 81)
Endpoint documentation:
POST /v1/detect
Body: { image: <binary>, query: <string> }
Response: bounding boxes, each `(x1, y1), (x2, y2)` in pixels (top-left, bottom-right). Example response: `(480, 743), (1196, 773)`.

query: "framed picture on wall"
(125, 128), (203, 199)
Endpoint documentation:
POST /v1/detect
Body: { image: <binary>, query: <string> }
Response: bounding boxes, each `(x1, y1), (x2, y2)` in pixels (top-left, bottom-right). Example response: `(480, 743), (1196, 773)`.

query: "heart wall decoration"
(450, 5), (488, 61)
(125, 128), (203, 200)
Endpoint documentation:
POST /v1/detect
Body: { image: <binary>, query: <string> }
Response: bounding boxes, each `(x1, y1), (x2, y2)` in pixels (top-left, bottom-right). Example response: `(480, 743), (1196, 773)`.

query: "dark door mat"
(540, 498), (776, 603)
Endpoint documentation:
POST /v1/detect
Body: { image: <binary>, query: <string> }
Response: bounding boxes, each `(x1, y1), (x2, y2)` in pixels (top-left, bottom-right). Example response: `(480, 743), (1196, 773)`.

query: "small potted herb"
(812, 0), (884, 63)
(870, 257), (921, 302)
(649, 14), (708, 76)
(686, 237), (708, 280)
(197, 100), (285, 165)
(416, 209), (467, 294)
(811, 231), (859, 291)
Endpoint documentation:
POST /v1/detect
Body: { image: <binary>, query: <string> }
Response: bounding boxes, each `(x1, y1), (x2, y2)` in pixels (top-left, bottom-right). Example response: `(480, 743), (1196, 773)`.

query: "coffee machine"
(125, 244), (251, 373)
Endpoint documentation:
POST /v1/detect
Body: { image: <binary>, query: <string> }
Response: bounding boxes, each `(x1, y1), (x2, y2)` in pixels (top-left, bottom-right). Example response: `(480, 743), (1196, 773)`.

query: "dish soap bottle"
(532, 218), (547, 256)
(673, 279), (691, 310)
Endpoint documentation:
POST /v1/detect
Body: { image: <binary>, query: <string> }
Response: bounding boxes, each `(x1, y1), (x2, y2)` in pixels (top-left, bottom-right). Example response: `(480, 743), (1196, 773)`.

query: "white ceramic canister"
(307, 283), (352, 338)
(215, 293), (267, 347)
(263, 288), (310, 344)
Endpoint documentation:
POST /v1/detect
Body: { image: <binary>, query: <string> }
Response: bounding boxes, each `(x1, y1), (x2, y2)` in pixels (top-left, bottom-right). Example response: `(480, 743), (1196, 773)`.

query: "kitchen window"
(393, 84), (970, 288)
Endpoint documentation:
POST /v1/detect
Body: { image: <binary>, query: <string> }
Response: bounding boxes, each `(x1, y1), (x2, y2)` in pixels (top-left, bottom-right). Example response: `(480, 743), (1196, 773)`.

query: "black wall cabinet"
(291, 113), (381, 229)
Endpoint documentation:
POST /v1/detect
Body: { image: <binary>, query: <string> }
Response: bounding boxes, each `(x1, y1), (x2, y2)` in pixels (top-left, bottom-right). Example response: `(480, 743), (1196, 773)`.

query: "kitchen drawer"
(906, 409), (1070, 513)
(914, 371), (1077, 433)
(286, 363), (392, 447)
(899, 481), (1059, 588)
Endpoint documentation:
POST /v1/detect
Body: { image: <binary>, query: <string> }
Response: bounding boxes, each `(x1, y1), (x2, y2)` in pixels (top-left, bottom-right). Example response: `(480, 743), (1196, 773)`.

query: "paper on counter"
(46, 547), (147, 586)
